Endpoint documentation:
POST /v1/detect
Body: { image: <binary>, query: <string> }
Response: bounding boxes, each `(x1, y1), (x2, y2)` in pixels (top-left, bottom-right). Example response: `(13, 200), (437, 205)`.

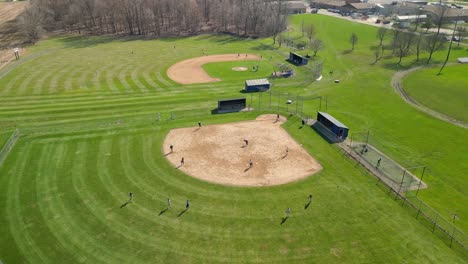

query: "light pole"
(438, 11), (464, 75)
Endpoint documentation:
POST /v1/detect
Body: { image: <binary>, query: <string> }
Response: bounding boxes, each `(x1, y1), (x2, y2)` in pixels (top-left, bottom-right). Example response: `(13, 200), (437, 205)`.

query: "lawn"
(402, 65), (468, 123)
(0, 14), (466, 263)
(0, 114), (466, 263)
(0, 129), (13, 149)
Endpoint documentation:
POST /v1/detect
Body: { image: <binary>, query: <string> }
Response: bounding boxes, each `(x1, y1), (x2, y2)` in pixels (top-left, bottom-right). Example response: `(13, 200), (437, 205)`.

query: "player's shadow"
(176, 164), (183, 169)
(159, 208), (168, 216)
(244, 166), (252, 172)
(281, 153), (288, 160)
(120, 200), (132, 208)
(178, 208), (188, 217)
(164, 152), (173, 156)
(241, 145), (247, 148)
(304, 201), (311, 209)
(280, 216), (289, 225)
(193, 128), (201, 132)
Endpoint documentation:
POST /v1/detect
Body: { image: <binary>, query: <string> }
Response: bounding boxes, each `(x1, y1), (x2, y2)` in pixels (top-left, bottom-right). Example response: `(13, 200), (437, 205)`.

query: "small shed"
(289, 52), (308, 65)
(217, 98), (246, 113)
(245, 78), (271, 92)
(317, 112), (349, 140)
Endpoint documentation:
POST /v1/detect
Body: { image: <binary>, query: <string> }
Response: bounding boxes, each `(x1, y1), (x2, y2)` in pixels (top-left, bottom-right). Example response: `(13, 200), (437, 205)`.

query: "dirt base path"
(391, 67), (467, 129)
(163, 114), (322, 187)
(167, 54), (259, 84)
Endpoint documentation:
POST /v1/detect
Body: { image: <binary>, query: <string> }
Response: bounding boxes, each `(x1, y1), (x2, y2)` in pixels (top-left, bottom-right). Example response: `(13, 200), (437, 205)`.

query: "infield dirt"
(166, 54), (259, 84)
(163, 114), (322, 186)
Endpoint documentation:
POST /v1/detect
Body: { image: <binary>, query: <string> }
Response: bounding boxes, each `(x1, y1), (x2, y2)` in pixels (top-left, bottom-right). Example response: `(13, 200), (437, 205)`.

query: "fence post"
(258, 91), (262, 111)
(269, 90), (272, 109)
(415, 166), (426, 197)
(397, 169), (407, 196)
(432, 214), (439, 233)
(295, 95), (299, 114)
(416, 200), (422, 219)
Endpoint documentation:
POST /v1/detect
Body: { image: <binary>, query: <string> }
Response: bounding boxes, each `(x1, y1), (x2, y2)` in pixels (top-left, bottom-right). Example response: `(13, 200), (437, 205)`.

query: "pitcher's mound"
(163, 114), (322, 187)
(232, 67), (248, 71)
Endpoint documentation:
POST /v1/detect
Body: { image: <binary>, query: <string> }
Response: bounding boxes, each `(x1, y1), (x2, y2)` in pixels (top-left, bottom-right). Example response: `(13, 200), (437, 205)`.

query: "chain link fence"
(340, 131), (467, 250)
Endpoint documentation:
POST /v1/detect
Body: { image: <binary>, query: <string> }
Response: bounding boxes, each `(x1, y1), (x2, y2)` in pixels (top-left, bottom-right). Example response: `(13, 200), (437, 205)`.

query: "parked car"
(376, 19), (381, 24)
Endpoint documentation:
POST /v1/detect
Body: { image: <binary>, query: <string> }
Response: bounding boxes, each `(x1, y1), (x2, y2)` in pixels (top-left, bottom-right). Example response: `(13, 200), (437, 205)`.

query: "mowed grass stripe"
(63, 66), (82, 92)
(17, 66), (49, 95)
(34, 142), (85, 263)
(67, 140), (138, 263)
(130, 67), (149, 93)
(1, 70), (28, 96)
(48, 64), (74, 94)
(32, 64), (63, 95)
(5, 143), (52, 263)
(98, 137), (217, 261)
(0, 93), (216, 116)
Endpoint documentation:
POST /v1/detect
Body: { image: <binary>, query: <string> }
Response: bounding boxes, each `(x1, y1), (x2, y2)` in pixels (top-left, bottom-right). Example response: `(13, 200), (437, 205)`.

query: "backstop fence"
(340, 130), (467, 251)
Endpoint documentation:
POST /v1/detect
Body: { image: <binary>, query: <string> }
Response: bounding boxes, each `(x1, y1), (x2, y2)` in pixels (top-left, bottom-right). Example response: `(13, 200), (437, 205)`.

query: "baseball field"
(0, 14), (467, 263)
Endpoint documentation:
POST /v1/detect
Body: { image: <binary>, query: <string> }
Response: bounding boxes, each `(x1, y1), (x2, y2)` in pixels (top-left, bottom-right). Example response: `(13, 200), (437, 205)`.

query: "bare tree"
(305, 23), (315, 44)
(20, 0), (289, 38)
(438, 17), (464, 75)
(17, 4), (44, 44)
(422, 17), (434, 33)
(376, 27), (388, 47)
(455, 26), (466, 47)
(392, 31), (414, 65)
(373, 49), (380, 64)
(349, 32), (358, 51)
(424, 33), (446, 64)
(310, 39), (323, 56)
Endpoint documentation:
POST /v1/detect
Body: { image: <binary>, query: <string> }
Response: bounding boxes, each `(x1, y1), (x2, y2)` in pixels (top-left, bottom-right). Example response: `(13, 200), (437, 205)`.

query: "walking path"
(391, 66), (468, 129)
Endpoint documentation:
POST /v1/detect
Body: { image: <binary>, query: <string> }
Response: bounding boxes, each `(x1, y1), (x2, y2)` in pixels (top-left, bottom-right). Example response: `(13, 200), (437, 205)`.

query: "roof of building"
(311, 0), (346, 7)
(423, 5), (468, 18)
(396, 15), (427, 21)
(458, 57), (468, 63)
(318, 112), (348, 129)
(287, 1), (307, 9)
(348, 2), (376, 9)
(245, 78), (270, 86)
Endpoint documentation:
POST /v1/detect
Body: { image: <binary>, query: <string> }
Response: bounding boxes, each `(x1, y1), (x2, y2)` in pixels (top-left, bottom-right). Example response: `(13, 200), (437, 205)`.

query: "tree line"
(18, 0), (289, 43)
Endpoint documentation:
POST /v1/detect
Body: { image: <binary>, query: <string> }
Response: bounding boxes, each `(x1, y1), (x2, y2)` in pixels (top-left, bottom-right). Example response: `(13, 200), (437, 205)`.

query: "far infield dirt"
(166, 54), (259, 84)
(163, 114), (322, 187)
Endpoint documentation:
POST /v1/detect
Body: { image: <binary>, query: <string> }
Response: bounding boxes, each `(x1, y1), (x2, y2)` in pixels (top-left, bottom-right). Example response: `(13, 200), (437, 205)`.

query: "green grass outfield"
(402, 65), (468, 123)
(0, 114), (465, 263)
(0, 14), (467, 263)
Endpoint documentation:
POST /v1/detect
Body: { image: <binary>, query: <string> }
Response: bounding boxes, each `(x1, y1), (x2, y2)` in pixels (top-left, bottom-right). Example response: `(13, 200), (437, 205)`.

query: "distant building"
(286, 1), (307, 14)
(346, 2), (376, 14)
(310, 0), (347, 11)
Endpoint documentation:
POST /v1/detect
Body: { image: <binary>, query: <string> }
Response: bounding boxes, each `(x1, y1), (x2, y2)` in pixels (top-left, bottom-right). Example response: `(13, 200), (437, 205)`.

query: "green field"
(403, 65), (468, 123)
(0, 14), (467, 263)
